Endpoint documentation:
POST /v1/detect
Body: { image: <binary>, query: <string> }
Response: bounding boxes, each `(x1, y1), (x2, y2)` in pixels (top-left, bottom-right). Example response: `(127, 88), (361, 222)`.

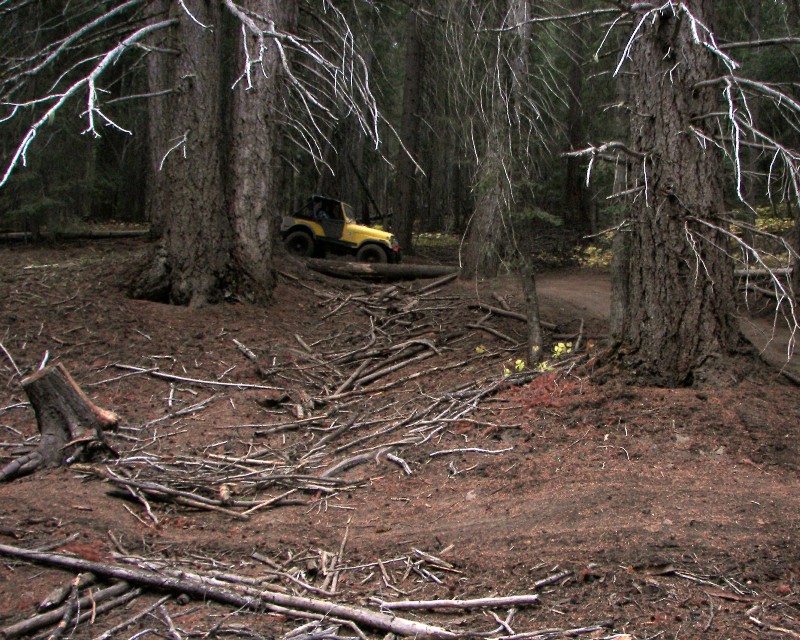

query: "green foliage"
(508, 206), (563, 227)
(502, 341), (574, 376)
(753, 210), (795, 235)
(552, 341), (573, 358)
(729, 206), (796, 236)
(414, 232), (461, 250)
(576, 244), (612, 269)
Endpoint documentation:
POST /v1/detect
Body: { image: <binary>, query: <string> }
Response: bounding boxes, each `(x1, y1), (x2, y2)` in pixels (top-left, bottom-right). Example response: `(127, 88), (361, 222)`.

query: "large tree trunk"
(226, 0), (295, 304)
(393, 1), (425, 255)
(462, 0), (531, 279)
(133, 0), (291, 307)
(618, 1), (742, 385)
(563, 8), (592, 234)
(144, 0), (172, 239)
(461, 142), (507, 278)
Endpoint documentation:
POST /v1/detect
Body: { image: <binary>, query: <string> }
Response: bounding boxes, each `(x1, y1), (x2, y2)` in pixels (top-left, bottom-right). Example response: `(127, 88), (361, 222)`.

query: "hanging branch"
(1, 17), (178, 187)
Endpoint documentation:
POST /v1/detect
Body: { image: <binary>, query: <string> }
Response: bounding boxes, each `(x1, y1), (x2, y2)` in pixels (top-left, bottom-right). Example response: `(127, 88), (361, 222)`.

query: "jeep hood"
(348, 223), (394, 241)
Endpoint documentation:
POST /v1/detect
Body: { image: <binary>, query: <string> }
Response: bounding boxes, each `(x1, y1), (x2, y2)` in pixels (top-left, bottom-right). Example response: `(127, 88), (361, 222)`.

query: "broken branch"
(374, 593), (539, 610)
(0, 544), (456, 638)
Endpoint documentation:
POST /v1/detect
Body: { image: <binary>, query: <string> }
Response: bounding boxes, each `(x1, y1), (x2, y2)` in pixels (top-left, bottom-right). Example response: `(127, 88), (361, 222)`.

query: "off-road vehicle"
(281, 196), (401, 263)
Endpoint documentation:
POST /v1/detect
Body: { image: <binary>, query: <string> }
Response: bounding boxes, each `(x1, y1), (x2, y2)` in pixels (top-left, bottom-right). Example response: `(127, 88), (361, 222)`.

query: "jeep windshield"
(342, 202), (355, 223)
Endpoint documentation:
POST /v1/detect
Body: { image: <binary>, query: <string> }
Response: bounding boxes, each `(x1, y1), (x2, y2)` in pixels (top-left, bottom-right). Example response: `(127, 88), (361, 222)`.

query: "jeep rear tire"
(284, 230), (315, 257)
(356, 244), (388, 264)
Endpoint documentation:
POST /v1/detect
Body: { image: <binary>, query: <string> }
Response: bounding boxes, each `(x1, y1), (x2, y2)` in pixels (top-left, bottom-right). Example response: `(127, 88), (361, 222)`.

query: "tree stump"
(0, 364), (118, 482)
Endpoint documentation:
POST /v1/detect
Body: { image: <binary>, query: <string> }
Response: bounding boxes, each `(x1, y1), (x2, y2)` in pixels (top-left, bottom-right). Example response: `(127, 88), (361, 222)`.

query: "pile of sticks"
(0, 271), (596, 639)
(90, 273), (586, 520)
(0, 540), (626, 640)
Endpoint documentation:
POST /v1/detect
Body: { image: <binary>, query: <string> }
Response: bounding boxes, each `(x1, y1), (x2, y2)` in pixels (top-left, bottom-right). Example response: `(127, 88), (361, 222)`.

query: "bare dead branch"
(0, 543), (457, 638)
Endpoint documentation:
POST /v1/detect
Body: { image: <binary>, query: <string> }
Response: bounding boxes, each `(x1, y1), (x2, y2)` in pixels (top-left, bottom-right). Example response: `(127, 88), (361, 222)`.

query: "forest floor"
(0, 237), (798, 640)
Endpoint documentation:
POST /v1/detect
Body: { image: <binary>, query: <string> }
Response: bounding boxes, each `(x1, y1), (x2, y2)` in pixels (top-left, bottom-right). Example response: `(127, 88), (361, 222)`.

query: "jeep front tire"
(356, 243), (388, 264)
(284, 230), (315, 257)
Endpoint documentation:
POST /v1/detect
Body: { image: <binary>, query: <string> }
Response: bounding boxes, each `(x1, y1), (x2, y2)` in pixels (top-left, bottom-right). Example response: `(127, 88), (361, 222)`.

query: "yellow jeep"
(281, 196), (401, 263)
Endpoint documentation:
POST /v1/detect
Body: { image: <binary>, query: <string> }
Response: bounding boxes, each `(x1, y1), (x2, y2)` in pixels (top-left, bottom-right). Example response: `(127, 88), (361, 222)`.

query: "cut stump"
(0, 364), (118, 482)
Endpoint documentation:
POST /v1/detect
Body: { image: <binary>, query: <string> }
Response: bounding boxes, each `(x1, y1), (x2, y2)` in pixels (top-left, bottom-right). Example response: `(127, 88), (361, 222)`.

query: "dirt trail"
(537, 269), (799, 379)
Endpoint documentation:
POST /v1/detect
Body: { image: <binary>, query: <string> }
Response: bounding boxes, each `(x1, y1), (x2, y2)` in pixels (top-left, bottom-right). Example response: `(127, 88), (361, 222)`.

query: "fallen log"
(468, 302), (557, 330)
(0, 544), (456, 638)
(0, 580), (135, 640)
(306, 258), (459, 280)
(0, 229), (149, 243)
(0, 363), (118, 482)
(734, 267), (792, 278)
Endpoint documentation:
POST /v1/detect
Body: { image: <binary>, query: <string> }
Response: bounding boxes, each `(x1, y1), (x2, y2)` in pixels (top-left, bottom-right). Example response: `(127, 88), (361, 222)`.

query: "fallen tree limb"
(112, 364), (282, 391)
(307, 259), (459, 280)
(0, 581), (134, 640)
(745, 282), (783, 298)
(103, 470), (251, 520)
(735, 267), (792, 278)
(429, 447), (514, 458)
(93, 595), (171, 640)
(0, 229), (149, 243)
(415, 272), (460, 294)
(0, 543), (456, 638)
(354, 349), (436, 388)
(374, 593), (539, 611)
(491, 624), (616, 640)
(469, 303), (557, 330)
(466, 323), (518, 344)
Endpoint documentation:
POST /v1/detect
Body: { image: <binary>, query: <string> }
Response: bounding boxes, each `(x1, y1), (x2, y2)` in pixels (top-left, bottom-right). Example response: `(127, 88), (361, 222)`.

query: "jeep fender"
(282, 223), (314, 239)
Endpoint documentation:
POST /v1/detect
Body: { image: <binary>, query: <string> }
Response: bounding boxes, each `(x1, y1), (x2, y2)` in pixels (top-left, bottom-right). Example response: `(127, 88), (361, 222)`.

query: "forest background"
(1, 0), (800, 385)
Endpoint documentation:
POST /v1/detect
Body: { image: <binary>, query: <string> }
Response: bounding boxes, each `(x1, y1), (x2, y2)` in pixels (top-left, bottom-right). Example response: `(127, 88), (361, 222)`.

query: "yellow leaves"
(530, 342), (574, 374)
(502, 359), (526, 377)
(552, 341), (573, 358)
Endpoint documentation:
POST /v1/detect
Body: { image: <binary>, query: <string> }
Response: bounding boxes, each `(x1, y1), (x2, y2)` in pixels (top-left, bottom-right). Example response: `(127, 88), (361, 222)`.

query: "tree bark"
(520, 263), (544, 365)
(563, 7), (592, 234)
(393, 1), (426, 255)
(619, 1), (742, 385)
(133, 1), (293, 306)
(226, 0), (295, 304)
(0, 364), (118, 482)
(461, 142), (507, 278)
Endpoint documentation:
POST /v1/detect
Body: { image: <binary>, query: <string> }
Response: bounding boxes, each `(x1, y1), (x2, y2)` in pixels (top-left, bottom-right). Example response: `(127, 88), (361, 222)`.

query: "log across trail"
(305, 258), (459, 280)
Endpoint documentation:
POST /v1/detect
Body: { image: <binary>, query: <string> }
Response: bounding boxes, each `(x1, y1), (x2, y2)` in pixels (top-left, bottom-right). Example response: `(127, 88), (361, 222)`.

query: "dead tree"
(0, 364), (118, 482)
